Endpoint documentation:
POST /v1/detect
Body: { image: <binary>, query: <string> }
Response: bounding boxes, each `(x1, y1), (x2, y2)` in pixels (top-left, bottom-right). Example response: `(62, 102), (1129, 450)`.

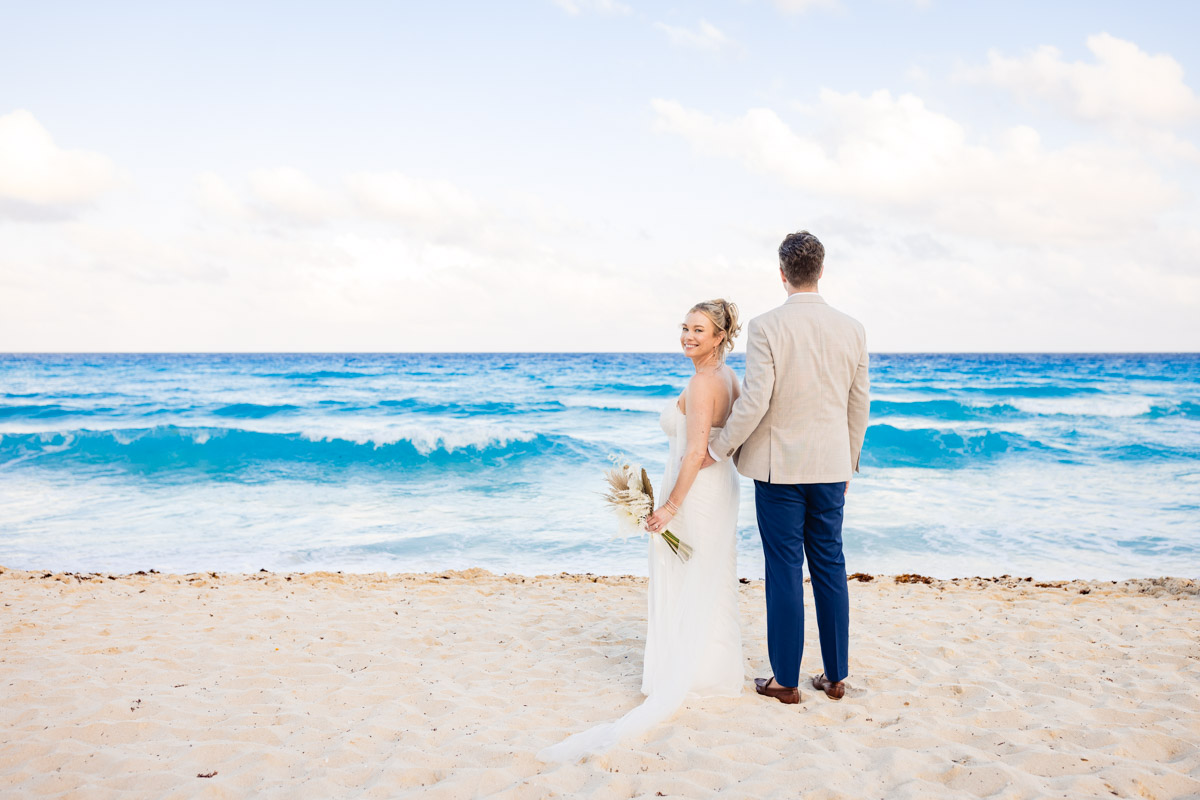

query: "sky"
(1, 0), (1198, 352)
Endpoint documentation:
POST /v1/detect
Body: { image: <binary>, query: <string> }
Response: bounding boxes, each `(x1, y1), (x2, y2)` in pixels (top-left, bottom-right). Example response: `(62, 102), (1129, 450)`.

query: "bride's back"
(679, 365), (740, 428)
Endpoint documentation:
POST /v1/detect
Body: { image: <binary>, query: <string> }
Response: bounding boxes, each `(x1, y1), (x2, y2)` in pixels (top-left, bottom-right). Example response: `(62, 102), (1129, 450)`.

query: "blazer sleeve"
(711, 316), (775, 459)
(847, 331), (870, 473)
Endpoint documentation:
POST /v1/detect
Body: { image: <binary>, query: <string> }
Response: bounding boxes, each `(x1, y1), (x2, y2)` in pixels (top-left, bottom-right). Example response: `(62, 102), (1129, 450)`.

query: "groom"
(706, 230), (869, 704)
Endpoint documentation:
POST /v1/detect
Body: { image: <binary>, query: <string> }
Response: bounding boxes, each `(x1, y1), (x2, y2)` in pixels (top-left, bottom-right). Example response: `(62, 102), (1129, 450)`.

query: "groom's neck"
(786, 282), (819, 295)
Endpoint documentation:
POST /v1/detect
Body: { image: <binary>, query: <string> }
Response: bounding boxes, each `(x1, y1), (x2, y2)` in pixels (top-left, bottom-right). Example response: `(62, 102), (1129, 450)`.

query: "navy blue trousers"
(754, 480), (850, 687)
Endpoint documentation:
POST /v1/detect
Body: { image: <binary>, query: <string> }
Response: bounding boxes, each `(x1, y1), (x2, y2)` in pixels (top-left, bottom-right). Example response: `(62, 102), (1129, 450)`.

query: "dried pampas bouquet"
(603, 455), (692, 562)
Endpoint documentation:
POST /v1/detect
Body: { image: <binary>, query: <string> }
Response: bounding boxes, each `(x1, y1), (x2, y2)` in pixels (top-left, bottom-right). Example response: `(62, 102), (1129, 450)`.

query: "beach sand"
(1, 566), (1197, 799)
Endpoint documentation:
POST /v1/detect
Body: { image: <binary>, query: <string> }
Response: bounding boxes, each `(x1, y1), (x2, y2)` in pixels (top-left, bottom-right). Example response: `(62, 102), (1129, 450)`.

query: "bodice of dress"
(659, 400), (725, 441)
(661, 397), (723, 460)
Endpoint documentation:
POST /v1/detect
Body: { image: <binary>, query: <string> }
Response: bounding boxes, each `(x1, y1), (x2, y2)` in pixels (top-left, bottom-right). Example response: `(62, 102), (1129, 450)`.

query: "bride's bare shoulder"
(686, 371), (723, 394)
(685, 372), (725, 412)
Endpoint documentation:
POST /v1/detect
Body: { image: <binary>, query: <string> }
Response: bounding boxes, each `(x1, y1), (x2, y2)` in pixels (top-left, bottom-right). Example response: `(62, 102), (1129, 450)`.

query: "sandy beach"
(1, 566), (1197, 799)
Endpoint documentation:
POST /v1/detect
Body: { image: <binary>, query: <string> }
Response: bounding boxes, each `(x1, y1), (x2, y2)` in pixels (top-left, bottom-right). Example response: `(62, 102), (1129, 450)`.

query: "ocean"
(0, 353), (1197, 579)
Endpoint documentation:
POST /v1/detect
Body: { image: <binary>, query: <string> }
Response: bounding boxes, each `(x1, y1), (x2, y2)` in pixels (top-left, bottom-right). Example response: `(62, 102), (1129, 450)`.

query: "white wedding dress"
(537, 399), (744, 762)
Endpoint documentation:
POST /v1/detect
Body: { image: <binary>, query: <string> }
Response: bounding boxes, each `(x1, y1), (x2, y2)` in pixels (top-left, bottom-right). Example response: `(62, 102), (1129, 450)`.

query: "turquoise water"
(0, 353), (1197, 579)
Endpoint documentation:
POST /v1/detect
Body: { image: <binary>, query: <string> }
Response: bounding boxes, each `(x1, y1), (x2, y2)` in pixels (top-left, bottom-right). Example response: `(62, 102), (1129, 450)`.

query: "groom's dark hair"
(779, 231), (824, 287)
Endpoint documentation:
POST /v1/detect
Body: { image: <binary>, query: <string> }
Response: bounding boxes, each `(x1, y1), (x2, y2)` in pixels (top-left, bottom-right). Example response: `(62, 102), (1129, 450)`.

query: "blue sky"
(2, 1), (1198, 351)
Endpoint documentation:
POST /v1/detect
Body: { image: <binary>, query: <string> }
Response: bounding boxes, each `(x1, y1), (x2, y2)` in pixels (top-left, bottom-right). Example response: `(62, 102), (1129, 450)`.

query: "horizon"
(4, 350), (1198, 357)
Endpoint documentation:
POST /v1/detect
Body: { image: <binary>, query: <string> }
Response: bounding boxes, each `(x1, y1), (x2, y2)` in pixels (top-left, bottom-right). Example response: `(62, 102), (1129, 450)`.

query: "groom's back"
(742, 295), (869, 483)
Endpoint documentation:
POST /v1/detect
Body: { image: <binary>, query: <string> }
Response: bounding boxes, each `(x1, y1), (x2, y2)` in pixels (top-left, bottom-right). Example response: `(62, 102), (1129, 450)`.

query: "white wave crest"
(295, 421), (541, 454)
(1010, 397), (1154, 417)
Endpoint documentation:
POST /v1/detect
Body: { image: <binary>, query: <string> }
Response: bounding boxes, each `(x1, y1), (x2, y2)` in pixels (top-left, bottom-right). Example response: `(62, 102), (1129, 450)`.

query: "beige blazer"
(711, 293), (869, 484)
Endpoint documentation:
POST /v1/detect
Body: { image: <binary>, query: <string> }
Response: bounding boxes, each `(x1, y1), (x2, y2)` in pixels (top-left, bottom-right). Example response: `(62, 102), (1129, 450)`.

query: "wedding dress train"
(537, 401), (744, 762)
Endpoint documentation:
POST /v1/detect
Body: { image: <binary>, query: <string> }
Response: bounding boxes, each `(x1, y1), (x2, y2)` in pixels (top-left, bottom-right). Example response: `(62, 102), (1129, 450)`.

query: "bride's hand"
(645, 506), (674, 533)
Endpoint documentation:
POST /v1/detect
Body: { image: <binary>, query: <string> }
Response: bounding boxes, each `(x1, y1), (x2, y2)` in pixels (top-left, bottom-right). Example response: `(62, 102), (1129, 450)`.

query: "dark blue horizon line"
(3, 350), (1199, 356)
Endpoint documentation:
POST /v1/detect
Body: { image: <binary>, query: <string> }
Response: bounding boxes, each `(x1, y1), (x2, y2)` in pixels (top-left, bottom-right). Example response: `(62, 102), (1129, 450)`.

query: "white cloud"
(64, 223), (230, 285)
(345, 171), (483, 235)
(1135, 128), (1200, 165)
(0, 109), (118, 218)
(905, 65), (929, 83)
(196, 167), (489, 238)
(965, 33), (1200, 128)
(345, 170), (548, 257)
(655, 20), (733, 52)
(248, 166), (338, 223)
(772, 0), (837, 13)
(651, 91), (1182, 245)
(551, 0), (630, 15)
(189, 166), (555, 261)
(194, 172), (249, 219)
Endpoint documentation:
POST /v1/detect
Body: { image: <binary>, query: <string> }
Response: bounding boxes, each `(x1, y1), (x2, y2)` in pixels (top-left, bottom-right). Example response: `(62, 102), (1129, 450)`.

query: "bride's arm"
(645, 374), (720, 533)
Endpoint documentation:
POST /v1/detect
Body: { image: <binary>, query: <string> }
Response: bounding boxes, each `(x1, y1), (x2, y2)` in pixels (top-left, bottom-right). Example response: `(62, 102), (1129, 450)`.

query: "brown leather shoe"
(754, 677), (800, 704)
(812, 672), (846, 700)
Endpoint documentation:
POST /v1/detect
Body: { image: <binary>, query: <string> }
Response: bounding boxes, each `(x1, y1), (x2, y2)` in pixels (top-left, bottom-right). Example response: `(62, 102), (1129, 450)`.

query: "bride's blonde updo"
(689, 299), (742, 360)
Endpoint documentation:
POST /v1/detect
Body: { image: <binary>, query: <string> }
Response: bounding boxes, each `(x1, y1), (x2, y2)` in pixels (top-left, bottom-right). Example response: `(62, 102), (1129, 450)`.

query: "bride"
(538, 299), (745, 762)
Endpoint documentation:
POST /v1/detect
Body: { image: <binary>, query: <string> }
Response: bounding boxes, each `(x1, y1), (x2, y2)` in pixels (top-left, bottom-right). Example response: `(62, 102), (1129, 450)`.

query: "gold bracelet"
(664, 499), (679, 514)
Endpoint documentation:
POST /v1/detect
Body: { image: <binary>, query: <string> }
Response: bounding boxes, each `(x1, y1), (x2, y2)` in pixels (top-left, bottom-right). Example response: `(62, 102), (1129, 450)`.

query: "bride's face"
(680, 311), (723, 362)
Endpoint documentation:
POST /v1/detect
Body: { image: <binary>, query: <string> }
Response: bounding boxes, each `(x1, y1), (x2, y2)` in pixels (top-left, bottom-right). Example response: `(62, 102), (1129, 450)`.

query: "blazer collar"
(784, 292), (826, 305)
